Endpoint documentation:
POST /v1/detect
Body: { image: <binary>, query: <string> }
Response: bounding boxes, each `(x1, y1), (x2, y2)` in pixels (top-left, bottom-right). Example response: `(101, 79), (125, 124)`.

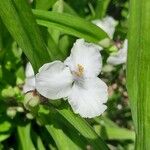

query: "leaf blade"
(0, 0), (50, 72)
(33, 10), (109, 44)
(55, 104), (109, 150)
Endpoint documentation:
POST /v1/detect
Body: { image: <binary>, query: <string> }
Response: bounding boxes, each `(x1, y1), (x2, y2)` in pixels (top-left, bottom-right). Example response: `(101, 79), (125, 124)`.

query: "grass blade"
(95, 0), (111, 19)
(33, 10), (109, 45)
(0, 0), (50, 72)
(55, 103), (109, 150)
(94, 117), (135, 141)
(17, 124), (35, 150)
(127, 0), (150, 149)
(36, 0), (57, 10)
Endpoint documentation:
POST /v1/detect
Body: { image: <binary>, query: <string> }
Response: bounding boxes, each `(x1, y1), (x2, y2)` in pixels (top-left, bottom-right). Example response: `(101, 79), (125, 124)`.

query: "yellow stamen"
(75, 64), (84, 77)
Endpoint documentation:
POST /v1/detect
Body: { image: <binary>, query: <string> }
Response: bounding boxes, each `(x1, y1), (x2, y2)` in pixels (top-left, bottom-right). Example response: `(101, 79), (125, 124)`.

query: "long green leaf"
(38, 104), (109, 150)
(63, 2), (78, 16)
(95, 0), (111, 19)
(0, 0), (50, 72)
(0, 133), (10, 142)
(0, 19), (2, 50)
(17, 124), (35, 150)
(46, 124), (81, 150)
(31, 130), (45, 150)
(55, 103), (109, 150)
(36, 0), (57, 10)
(94, 117), (135, 141)
(33, 10), (109, 45)
(127, 0), (150, 149)
(37, 107), (84, 150)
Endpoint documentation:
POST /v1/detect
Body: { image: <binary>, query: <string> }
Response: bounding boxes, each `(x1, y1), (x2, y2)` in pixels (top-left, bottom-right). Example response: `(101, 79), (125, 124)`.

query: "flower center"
(74, 64), (84, 77)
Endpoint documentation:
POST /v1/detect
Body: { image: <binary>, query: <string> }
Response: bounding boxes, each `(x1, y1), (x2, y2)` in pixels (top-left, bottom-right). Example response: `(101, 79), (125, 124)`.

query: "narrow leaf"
(94, 117), (135, 141)
(17, 124), (35, 150)
(0, 0), (50, 72)
(95, 0), (110, 19)
(0, 133), (10, 142)
(33, 10), (109, 44)
(127, 0), (150, 149)
(37, 108), (83, 150)
(55, 103), (109, 150)
(36, 0), (57, 10)
(46, 124), (81, 150)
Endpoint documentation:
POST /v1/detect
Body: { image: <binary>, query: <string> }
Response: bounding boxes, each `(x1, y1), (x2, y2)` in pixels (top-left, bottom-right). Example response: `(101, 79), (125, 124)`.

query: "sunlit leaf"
(54, 103), (109, 150)
(17, 124), (35, 150)
(33, 10), (109, 45)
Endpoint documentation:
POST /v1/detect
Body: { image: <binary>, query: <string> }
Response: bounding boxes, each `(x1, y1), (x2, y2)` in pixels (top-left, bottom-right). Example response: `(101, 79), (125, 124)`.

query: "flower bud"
(26, 113), (34, 120)
(16, 106), (24, 112)
(24, 92), (40, 110)
(28, 96), (40, 107)
(6, 107), (17, 119)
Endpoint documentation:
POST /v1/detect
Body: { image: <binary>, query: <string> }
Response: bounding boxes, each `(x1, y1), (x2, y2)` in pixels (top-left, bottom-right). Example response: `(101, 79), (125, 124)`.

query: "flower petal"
(92, 16), (118, 39)
(64, 39), (102, 78)
(107, 39), (128, 65)
(68, 77), (108, 118)
(23, 77), (35, 93)
(36, 61), (73, 99)
(23, 62), (35, 93)
(25, 62), (34, 78)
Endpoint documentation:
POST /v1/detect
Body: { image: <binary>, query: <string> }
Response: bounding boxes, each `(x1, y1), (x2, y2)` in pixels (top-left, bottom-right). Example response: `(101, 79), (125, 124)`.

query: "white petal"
(64, 39), (102, 78)
(25, 62), (35, 78)
(107, 39), (128, 65)
(23, 62), (35, 93)
(36, 61), (73, 99)
(68, 78), (108, 118)
(23, 77), (35, 93)
(92, 16), (117, 39)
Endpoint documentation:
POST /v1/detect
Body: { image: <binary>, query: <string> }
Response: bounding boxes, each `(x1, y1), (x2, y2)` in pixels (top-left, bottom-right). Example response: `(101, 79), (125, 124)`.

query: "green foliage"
(0, 0), (51, 72)
(33, 10), (109, 45)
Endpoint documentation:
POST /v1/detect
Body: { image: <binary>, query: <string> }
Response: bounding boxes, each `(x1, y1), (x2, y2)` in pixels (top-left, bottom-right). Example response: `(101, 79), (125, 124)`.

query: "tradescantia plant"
(0, 0), (149, 149)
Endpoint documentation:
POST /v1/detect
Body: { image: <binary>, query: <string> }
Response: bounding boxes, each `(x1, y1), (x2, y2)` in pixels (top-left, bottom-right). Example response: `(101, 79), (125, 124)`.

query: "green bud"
(24, 92), (40, 109)
(26, 113), (34, 120)
(108, 45), (118, 52)
(6, 107), (17, 119)
(99, 38), (111, 48)
(2, 86), (15, 98)
(28, 96), (40, 107)
(16, 106), (24, 112)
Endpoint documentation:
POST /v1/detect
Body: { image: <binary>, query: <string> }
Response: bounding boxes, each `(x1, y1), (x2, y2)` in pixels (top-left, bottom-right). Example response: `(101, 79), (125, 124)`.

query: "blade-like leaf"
(54, 103), (109, 150)
(17, 124), (35, 150)
(37, 104), (109, 150)
(37, 107), (84, 150)
(127, 0), (150, 149)
(33, 10), (110, 45)
(0, 134), (10, 142)
(0, 19), (2, 50)
(0, 0), (50, 72)
(0, 121), (11, 132)
(95, 0), (110, 19)
(31, 129), (45, 150)
(63, 2), (78, 16)
(36, 0), (57, 10)
(46, 124), (82, 150)
(94, 117), (135, 141)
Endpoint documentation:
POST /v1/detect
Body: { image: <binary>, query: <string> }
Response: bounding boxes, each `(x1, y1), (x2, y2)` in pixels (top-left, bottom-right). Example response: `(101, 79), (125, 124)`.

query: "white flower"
(107, 39), (128, 65)
(36, 39), (108, 118)
(92, 16), (118, 39)
(23, 62), (35, 93)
